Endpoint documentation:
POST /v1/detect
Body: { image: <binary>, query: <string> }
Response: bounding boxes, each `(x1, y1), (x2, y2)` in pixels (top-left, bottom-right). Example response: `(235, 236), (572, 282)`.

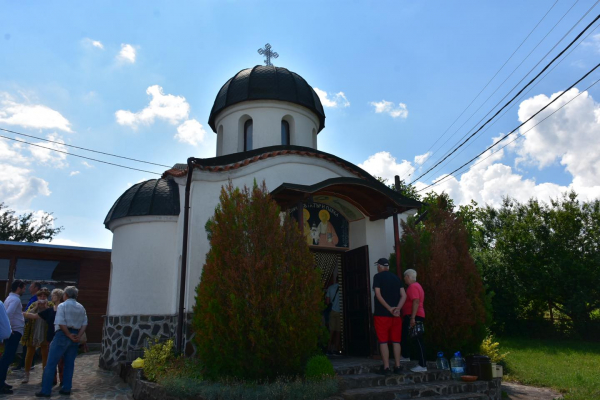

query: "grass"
(500, 337), (600, 400)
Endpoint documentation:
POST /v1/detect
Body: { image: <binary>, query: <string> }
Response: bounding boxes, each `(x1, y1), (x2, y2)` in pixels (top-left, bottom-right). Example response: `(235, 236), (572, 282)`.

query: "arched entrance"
(272, 177), (422, 356)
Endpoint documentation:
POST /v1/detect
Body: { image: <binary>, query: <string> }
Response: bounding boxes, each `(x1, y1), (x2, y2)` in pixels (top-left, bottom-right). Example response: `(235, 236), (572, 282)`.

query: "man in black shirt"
(372, 258), (406, 375)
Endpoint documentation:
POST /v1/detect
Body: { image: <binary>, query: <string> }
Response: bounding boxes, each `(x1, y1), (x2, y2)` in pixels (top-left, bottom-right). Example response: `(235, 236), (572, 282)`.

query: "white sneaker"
(411, 366), (428, 373)
(399, 357), (411, 362)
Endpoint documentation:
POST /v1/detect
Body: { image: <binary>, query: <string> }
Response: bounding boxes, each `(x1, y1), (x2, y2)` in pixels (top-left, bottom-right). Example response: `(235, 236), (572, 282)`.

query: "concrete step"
(435, 394), (489, 400)
(338, 379), (501, 400)
(339, 369), (451, 390)
(332, 357), (437, 376)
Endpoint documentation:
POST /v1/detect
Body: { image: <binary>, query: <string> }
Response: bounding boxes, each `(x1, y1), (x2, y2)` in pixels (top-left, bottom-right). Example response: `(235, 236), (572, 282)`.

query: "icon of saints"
(317, 209), (338, 247)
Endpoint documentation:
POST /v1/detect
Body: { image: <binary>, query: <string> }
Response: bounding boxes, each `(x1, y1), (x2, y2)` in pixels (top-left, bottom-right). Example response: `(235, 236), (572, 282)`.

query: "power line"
(414, 0), (588, 179)
(426, 23), (600, 179)
(416, 64), (600, 193)
(0, 134), (162, 175)
(0, 127), (171, 168)
(409, 12), (600, 185)
(424, 0), (598, 176)
(410, 0), (561, 178)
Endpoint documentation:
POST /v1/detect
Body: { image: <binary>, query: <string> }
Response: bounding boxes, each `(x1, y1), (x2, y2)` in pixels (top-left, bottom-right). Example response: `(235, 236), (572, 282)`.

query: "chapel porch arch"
(271, 177), (421, 356)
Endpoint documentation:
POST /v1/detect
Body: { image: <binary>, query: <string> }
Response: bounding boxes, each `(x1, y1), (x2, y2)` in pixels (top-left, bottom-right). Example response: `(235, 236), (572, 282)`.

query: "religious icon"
(303, 209), (314, 246)
(311, 223), (319, 245)
(317, 210), (339, 247)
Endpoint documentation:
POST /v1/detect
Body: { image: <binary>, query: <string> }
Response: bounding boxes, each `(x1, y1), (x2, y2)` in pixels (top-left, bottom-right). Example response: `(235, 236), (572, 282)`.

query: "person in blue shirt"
(0, 300), (11, 342)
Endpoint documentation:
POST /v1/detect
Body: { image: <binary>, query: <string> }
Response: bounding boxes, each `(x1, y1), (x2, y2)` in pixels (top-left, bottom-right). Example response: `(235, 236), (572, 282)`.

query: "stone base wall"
(100, 313), (195, 369)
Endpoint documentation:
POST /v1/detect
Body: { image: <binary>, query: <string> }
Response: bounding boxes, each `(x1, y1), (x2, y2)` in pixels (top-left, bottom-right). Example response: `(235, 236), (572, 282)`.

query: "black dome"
(104, 178), (180, 229)
(208, 66), (326, 133)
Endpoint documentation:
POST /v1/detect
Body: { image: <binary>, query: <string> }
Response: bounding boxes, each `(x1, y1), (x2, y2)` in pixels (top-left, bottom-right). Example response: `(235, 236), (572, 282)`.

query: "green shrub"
(160, 376), (339, 400)
(143, 338), (175, 382)
(193, 181), (322, 381)
(479, 331), (509, 364)
(305, 355), (335, 380)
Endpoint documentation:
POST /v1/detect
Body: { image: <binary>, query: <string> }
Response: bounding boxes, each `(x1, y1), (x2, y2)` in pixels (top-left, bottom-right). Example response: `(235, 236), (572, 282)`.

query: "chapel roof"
(104, 177), (180, 229)
(208, 66), (326, 133)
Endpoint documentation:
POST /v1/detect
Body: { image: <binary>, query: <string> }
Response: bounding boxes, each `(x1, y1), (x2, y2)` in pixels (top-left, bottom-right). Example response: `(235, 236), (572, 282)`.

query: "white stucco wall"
(106, 155), (401, 318)
(107, 217), (180, 316)
(214, 100), (320, 155)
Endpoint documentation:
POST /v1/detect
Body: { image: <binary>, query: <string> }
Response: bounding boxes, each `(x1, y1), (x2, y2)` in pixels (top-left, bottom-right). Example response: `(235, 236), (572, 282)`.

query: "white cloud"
(0, 163), (50, 207)
(83, 38), (104, 49)
(414, 151), (432, 165)
(117, 43), (136, 63)
(361, 88), (600, 206)
(115, 85), (190, 128)
(515, 88), (600, 187)
(314, 88), (350, 108)
(370, 100), (408, 119)
(418, 88), (600, 205)
(28, 134), (68, 168)
(0, 138), (29, 164)
(0, 93), (72, 132)
(174, 119), (207, 146)
(581, 33), (600, 53)
(70, 171), (80, 176)
(81, 161), (93, 168)
(358, 151), (414, 183)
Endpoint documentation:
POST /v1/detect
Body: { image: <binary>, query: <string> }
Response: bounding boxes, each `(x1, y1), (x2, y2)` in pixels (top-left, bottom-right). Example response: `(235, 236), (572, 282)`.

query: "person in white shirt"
(0, 279), (26, 394)
(36, 286), (87, 398)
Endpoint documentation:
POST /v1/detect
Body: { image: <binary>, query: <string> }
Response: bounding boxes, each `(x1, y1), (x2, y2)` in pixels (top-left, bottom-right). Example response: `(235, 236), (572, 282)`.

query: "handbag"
(408, 320), (425, 340)
(79, 332), (87, 344)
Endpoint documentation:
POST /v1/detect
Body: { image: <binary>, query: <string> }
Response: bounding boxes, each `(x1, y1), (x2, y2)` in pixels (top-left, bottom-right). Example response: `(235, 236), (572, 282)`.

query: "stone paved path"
(1, 352), (133, 399)
(503, 382), (563, 399)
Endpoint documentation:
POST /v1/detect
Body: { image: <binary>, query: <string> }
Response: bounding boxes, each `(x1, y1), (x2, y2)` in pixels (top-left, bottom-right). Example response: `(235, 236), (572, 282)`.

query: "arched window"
(244, 119), (253, 151)
(281, 120), (290, 145)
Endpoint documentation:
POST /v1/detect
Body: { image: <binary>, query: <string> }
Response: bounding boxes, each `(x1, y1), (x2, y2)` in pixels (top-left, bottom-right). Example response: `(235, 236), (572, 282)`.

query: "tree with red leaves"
(400, 193), (489, 357)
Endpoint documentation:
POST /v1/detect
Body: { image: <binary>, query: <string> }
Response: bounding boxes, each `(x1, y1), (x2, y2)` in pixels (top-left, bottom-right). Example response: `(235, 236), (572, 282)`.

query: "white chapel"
(100, 62), (422, 367)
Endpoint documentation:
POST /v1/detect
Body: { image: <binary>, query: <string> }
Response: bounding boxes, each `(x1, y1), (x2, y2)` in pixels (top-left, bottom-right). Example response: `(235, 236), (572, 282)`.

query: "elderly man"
(372, 258), (406, 375)
(401, 269), (427, 372)
(36, 286), (87, 397)
(0, 279), (26, 394)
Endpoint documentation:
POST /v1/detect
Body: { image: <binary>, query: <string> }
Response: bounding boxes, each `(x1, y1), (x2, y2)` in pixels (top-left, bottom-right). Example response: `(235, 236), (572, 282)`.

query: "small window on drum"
(281, 120), (290, 145)
(244, 119), (253, 151)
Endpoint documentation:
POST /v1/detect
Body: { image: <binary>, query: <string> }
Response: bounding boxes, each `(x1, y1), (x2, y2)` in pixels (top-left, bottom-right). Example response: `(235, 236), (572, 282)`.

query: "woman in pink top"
(401, 269), (427, 372)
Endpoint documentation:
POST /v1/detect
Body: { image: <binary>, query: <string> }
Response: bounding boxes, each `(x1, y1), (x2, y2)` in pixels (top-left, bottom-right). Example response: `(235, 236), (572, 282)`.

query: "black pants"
(401, 316), (426, 367)
(0, 332), (22, 385)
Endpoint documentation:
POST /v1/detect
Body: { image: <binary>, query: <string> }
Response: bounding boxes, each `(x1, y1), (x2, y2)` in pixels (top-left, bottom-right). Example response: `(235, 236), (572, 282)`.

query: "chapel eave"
(270, 177), (422, 220)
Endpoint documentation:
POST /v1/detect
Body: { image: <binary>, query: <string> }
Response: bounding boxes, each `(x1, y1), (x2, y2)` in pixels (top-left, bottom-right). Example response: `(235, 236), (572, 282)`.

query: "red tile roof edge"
(161, 150), (366, 180)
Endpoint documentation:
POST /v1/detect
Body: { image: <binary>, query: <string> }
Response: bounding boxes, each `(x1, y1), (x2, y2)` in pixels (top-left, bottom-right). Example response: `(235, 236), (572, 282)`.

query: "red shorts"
(374, 316), (402, 343)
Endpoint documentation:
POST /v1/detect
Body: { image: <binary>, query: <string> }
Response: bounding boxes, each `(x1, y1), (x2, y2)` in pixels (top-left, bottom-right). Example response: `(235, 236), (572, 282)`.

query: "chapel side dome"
(208, 66), (326, 133)
(104, 178), (180, 229)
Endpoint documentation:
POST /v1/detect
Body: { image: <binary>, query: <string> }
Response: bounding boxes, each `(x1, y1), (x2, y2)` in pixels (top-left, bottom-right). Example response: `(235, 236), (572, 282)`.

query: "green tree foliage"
(0, 203), (63, 242)
(400, 193), (489, 356)
(375, 176), (421, 202)
(472, 192), (600, 336)
(193, 181), (322, 381)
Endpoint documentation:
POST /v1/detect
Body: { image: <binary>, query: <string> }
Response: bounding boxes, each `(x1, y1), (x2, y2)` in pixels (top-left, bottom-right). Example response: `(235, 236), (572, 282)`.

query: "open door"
(342, 245), (372, 357)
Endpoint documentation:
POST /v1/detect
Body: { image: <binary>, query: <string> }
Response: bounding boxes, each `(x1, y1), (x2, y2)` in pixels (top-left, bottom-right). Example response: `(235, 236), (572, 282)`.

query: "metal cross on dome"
(258, 43), (279, 66)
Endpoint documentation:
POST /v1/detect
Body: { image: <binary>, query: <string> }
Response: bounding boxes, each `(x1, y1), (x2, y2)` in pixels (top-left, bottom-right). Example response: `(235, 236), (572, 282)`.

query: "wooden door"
(342, 246), (372, 357)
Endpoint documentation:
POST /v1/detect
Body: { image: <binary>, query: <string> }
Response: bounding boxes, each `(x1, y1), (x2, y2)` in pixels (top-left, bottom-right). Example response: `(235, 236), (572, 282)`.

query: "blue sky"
(1, 0), (599, 249)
